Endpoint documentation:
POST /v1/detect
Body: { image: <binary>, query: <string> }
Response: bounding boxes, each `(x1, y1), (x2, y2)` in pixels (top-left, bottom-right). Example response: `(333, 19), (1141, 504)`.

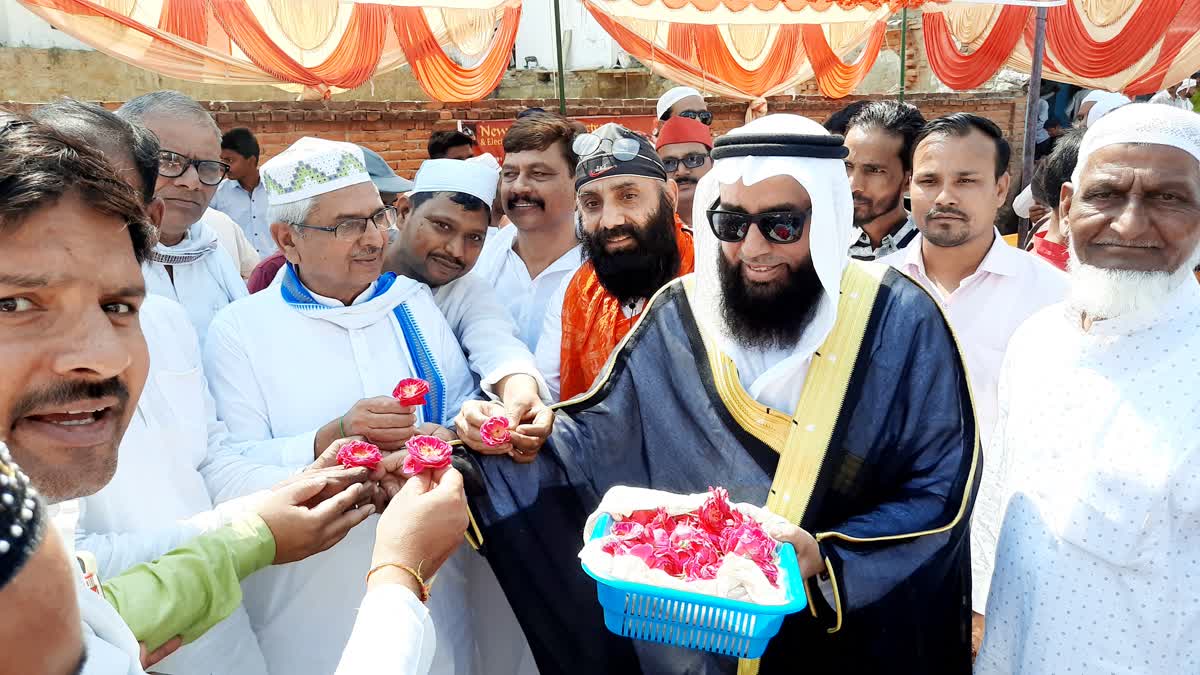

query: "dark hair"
(30, 98), (161, 205)
(221, 127), (259, 160)
(427, 131), (477, 159)
(0, 112), (155, 263)
(1032, 126), (1084, 209)
(409, 190), (490, 220)
(846, 101), (927, 173)
(502, 112), (586, 172)
(823, 101), (870, 136)
(915, 113), (1011, 180)
(517, 107), (546, 118)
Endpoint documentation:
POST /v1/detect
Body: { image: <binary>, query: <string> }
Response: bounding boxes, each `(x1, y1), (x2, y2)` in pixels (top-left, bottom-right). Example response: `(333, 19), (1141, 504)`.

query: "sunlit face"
(142, 113), (222, 245)
(910, 129), (1010, 249)
(219, 149), (257, 183)
(0, 193), (149, 502)
(1062, 144), (1200, 274)
(715, 175), (814, 289)
(844, 126), (908, 227)
(501, 143), (576, 233)
(577, 176), (677, 253)
(0, 528), (85, 675)
(658, 141), (711, 223)
(273, 182), (389, 303)
(387, 192), (490, 287)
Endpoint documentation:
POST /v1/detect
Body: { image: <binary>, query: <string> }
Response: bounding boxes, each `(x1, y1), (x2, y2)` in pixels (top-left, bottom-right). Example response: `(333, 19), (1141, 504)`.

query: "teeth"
(54, 418), (96, 427)
(65, 408), (102, 415)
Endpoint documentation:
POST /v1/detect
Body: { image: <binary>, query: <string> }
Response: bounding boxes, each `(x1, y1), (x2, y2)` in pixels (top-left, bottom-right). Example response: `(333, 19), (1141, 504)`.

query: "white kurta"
(203, 274), (476, 675)
(74, 295), (293, 675)
(143, 213), (249, 347)
(975, 280), (1200, 674)
(335, 584), (436, 675)
(470, 224), (583, 351)
(881, 232), (1069, 611)
(205, 207), (261, 280)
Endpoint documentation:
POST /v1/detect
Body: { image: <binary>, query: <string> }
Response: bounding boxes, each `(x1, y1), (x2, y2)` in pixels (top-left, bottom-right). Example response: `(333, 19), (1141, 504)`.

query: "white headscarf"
(1081, 91), (1132, 128)
(691, 114), (852, 362)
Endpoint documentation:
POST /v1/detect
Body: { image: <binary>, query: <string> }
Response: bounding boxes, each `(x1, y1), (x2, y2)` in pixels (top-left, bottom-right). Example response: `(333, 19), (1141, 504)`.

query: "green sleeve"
(101, 513), (277, 650)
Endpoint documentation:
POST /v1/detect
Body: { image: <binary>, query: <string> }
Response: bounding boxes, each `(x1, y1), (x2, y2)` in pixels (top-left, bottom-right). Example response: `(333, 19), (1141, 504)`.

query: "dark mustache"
(11, 378), (129, 420)
(926, 208), (969, 220)
(674, 177), (697, 186)
(506, 195), (545, 210)
(599, 224), (642, 243)
(430, 253), (464, 268)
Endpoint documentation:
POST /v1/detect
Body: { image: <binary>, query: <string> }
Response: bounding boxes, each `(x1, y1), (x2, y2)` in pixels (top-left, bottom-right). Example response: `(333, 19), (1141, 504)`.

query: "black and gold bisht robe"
(465, 261), (981, 674)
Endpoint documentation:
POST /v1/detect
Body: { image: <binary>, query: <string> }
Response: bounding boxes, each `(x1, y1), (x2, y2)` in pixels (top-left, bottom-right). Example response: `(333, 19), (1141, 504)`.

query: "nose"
(360, 220), (387, 249)
(445, 234), (466, 260)
(848, 167), (866, 194)
(933, 182), (959, 208)
(1108, 195), (1153, 241)
(174, 163), (203, 190)
(51, 305), (136, 381)
(739, 221), (773, 260)
(598, 201), (626, 231)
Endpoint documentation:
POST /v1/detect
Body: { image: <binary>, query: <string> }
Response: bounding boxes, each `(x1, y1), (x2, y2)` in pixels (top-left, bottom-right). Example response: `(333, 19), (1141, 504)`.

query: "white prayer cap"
(1082, 91), (1131, 128)
(261, 137), (371, 206)
(657, 86), (702, 120)
(692, 113), (851, 358)
(1181, 77), (1198, 89)
(411, 157), (499, 207)
(1012, 184), (1035, 219)
(1071, 102), (1200, 185)
(467, 152), (501, 172)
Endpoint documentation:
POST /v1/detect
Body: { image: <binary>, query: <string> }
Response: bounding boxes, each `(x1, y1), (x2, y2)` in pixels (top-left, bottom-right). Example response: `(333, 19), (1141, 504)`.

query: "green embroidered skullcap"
(261, 137), (371, 206)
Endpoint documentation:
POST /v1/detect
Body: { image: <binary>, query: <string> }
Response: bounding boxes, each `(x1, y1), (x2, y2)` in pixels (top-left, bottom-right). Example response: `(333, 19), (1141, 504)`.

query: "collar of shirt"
(898, 228), (1023, 297)
(306, 280), (380, 308)
(498, 225), (583, 282)
(849, 214), (917, 260)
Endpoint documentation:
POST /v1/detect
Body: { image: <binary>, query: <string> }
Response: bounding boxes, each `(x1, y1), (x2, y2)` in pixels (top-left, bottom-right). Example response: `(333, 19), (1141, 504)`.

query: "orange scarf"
(558, 218), (694, 401)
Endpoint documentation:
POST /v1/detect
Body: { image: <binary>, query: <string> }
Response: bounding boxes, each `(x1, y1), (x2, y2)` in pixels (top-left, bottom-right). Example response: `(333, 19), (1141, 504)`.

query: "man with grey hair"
(117, 91), (250, 344)
(976, 103), (1200, 673)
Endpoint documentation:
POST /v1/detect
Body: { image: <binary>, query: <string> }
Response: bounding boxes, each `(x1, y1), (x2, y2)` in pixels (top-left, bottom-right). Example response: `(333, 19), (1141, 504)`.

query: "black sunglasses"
(662, 153), (709, 173)
(679, 110), (713, 126)
(707, 208), (809, 244)
(158, 150), (229, 186)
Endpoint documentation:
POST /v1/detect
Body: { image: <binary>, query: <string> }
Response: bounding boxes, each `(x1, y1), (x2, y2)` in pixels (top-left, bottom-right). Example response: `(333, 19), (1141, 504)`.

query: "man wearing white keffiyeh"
(975, 103), (1200, 675)
(116, 91), (249, 346)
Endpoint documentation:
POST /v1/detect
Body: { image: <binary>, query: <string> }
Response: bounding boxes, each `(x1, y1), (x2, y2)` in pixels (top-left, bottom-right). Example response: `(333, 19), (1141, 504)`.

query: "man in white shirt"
(116, 91), (248, 345)
(1149, 77), (1196, 111)
(472, 113), (585, 350)
(879, 113), (1068, 627)
(212, 127), (276, 258)
(203, 137), (489, 675)
(976, 102), (1200, 675)
(843, 101), (925, 261)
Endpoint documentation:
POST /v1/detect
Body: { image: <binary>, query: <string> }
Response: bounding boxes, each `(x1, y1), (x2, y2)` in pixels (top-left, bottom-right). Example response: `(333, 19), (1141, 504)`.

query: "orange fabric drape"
(157, 0), (207, 44)
(558, 219), (694, 402)
(683, 24), (808, 95)
(922, 5), (1031, 91)
(390, 5), (522, 102)
(1043, 0), (1184, 78)
(802, 20), (886, 98)
(1124, 0), (1200, 93)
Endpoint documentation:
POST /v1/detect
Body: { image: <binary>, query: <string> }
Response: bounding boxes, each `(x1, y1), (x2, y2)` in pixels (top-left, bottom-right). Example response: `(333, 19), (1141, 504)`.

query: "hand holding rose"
(368, 466), (469, 597)
(315, 396), (419, 456)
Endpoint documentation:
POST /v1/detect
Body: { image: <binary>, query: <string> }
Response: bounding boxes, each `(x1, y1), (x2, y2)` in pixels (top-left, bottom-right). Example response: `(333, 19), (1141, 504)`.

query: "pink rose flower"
(401, 435), (453, 476)
(393, 378), (430, 406)
(697, 486), (742, 535)
(336, 440), (383, 470)
(610, 520), (645, 542)
(480, 416), (512, 447)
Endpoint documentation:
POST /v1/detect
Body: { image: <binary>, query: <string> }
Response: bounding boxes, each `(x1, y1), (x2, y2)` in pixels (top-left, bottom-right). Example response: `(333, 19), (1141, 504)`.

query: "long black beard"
(717, 248), (824, 350)
(581, 192), (681, 303)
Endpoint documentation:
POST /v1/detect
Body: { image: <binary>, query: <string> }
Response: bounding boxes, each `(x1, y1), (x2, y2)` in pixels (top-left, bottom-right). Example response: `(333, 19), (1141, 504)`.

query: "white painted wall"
(0, 0), (623, 70)
(1, 0), (92, 49)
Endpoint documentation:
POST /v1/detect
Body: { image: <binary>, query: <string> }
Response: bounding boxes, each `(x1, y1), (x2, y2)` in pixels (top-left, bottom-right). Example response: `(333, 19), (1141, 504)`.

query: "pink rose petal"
(393, 378), (430, 406)
(335, 441), (383, 470)
(480, 416), (511, 448)
(401, 435), (452, 476)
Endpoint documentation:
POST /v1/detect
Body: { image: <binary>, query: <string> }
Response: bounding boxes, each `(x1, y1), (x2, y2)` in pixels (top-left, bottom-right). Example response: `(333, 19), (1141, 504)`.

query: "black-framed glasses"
(573, 133), (642, 161)
(679, 110), (713, 126)
(292, 206), (398, 240)
(158, 150), (229, 186)
(662, 153), (709, 173)
(707, 208), (809, 244)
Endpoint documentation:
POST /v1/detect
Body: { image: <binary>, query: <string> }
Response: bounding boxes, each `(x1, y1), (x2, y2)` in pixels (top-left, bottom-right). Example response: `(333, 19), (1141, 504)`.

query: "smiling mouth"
(508, 200), (541, 209)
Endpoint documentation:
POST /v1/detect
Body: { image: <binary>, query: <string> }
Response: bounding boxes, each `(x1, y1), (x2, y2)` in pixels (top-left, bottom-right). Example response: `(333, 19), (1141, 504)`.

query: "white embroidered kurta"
(881, 231), (1069, 611)
(143, 213), (249, 346)
(74, 295), (293, 675)
(203, 274), (476, 675)
(471, 224), (582, 351)
(975, 280), (1200, 674)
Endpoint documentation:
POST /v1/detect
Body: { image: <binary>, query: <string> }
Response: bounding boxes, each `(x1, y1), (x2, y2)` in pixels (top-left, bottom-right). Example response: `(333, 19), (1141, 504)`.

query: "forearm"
(101, 513), (276, 651)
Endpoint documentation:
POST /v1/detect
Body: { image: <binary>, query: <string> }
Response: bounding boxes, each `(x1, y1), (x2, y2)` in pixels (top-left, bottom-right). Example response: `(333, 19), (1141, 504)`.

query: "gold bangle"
(366, 561), (431, 602)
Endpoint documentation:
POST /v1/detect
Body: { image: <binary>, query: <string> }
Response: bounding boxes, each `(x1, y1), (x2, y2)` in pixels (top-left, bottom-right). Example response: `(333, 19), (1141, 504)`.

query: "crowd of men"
(0, 81), (1197, 675)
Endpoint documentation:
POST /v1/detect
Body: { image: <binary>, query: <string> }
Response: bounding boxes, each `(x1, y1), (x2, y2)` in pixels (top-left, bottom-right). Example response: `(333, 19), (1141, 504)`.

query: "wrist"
(366, 565), (424, 598)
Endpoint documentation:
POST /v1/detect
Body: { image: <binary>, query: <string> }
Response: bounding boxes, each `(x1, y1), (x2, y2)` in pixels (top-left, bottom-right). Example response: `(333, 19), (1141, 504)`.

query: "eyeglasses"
(679, 110), (713, 126)
(158, 150), (229, 186)
(707, 208), (809, 244)
(573, 133), (642, 161)
(292, 206), (399, 240)
(662, 153), (709, 173)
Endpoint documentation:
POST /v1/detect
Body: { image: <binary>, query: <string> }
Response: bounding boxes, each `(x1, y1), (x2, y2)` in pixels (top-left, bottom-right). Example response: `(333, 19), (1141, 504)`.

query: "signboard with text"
(459, 115), (658, 162)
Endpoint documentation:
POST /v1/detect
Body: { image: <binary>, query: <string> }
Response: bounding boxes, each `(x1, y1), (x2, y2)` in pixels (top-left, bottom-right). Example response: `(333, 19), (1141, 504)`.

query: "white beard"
(1067, 244), (1200, 320)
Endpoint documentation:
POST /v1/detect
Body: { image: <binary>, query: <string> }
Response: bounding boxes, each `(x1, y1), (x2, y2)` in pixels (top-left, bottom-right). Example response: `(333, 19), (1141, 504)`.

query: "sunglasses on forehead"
(706, 208), (809, 244)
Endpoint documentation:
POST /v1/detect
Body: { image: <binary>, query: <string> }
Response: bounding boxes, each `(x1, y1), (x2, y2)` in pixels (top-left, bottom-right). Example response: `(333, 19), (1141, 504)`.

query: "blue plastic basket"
(579, 513), (808, 659)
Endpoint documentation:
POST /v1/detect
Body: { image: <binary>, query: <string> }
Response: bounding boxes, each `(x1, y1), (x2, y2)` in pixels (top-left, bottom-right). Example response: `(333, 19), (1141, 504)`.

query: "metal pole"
(552, 0), (567, 115)
(898, 8), (908, 104)
(1018, 6), (1048, 249)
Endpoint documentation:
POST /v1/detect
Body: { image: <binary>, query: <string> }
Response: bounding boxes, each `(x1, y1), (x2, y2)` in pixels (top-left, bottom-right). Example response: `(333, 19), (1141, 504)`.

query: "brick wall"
(1, 91), (1028, 182)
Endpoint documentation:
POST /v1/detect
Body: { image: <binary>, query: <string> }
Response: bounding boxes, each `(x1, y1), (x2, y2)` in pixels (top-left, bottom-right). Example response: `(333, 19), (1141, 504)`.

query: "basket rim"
(580, 513), (809, 617)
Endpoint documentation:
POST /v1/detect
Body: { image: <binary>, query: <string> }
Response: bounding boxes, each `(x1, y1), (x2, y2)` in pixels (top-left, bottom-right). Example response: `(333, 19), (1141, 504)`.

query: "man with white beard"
(975, 103), (1200, 674)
